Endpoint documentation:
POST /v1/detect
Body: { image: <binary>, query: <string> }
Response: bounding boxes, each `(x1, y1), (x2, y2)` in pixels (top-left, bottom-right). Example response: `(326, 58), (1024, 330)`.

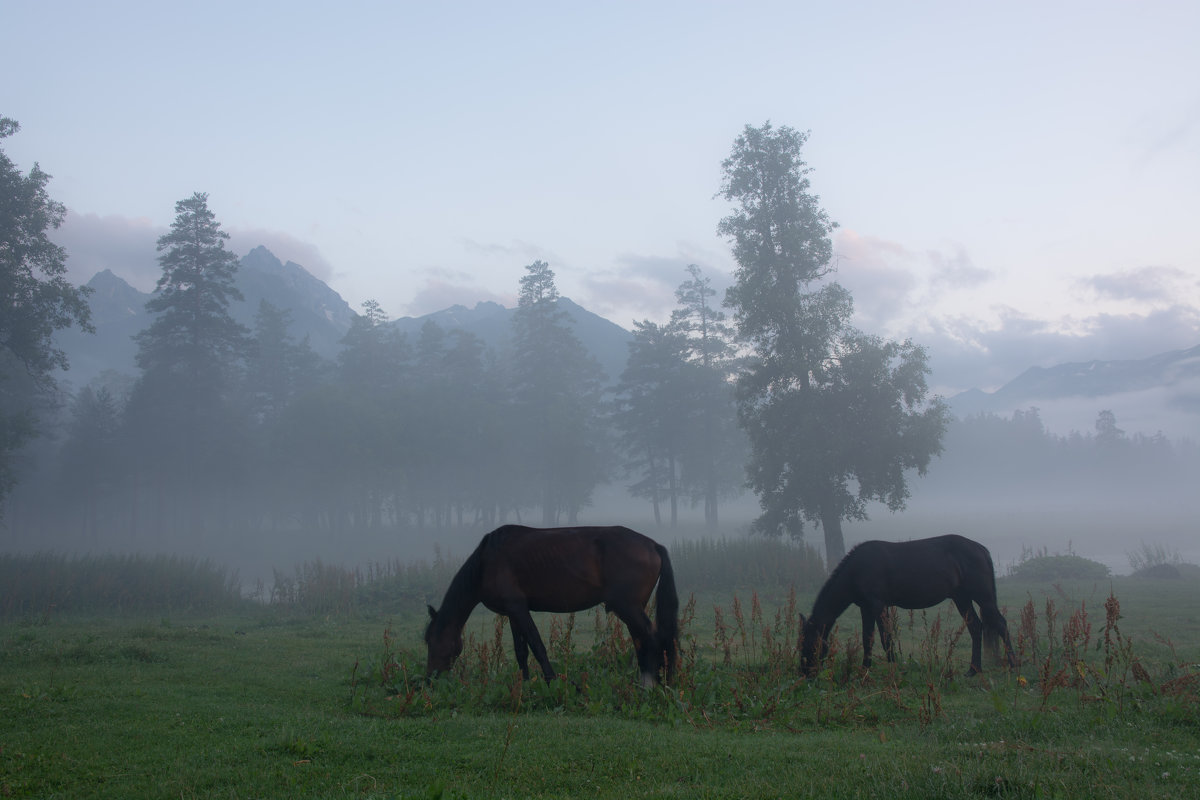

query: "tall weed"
(0, 552), (242, 617)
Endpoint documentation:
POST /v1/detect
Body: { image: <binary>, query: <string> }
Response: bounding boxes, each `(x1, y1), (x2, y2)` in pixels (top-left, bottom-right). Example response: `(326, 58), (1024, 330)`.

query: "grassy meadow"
(1, 539), (1198, 799)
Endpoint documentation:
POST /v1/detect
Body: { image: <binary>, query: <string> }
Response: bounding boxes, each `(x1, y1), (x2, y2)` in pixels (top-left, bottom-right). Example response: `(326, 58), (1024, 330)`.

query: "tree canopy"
(0, 117), (93, 511)
(720, 122), (948, 564)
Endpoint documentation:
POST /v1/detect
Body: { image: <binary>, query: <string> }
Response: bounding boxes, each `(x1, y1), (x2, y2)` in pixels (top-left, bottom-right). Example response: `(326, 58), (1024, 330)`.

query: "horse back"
(478, 525), (662, 613)
(832, 536), (981, 611)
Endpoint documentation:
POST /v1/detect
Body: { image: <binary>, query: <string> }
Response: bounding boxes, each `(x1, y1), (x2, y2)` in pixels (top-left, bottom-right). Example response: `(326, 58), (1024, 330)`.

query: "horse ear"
(427, 605), (437, 620)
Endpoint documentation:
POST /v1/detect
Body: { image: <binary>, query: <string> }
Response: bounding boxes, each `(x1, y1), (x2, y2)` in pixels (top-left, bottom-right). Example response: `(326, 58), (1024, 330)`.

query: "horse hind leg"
(953, 597), (985, 676)
(508, 622), (531, 680)
(610, 603), (659, 687)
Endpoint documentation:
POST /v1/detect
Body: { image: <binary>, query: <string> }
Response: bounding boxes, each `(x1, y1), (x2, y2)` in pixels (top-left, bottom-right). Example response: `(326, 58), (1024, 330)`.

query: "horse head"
(798, 613), (827, 677)
(424, 604), (463, 678)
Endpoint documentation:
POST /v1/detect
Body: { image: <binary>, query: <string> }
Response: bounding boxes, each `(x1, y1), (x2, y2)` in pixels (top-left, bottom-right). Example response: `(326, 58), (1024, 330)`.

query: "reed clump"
(0, 552), (242, 618)
(352, 580), (1197, 732)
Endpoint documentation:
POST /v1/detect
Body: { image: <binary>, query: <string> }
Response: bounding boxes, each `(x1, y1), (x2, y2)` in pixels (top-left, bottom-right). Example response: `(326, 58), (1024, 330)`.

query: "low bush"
(1007, 546), (1110, 581)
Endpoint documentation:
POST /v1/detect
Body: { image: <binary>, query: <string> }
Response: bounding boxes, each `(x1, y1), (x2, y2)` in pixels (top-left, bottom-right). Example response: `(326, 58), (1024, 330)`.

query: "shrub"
(1127, 541), (1184, 577)
(1008, 551), (1110, 581)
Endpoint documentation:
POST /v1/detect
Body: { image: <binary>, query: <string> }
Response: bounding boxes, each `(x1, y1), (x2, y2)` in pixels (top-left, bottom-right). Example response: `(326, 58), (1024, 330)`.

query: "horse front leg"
(877, 607), (897, 663)
(859, 603), (881, 669)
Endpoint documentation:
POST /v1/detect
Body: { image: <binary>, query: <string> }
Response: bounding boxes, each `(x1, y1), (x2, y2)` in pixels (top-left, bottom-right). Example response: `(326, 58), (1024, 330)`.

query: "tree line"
(4, 186), (751, 543)
(925, 406), (1200, 508)
(4, 118), (985, 562)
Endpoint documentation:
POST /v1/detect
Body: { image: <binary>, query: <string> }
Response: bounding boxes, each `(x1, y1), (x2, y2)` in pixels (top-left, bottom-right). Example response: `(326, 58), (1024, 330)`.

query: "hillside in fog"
(54, 248), (1200, 441)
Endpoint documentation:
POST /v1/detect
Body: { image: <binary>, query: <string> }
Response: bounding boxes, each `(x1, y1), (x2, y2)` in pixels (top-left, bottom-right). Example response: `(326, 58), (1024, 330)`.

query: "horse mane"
(429, 533), (489, 633)
(809, 541), (867, 623)
(826, 541), (865, 582)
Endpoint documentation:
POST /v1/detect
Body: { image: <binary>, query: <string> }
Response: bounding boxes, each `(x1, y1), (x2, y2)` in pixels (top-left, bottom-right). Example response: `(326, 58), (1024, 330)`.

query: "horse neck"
(810, 573), (854, 630)
(437, 551), (484, 631)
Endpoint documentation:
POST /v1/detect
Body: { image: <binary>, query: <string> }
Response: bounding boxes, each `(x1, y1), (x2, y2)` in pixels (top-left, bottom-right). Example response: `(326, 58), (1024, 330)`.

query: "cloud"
(1077, 265), (1195, 305)
(52, 212), (162, 290)
(51, 213), (335, 294)
(576, 253), (733, 327)
(460, 237), (560, 265)
(1130, 98), (1200, 165)
(832, 229), (920, 331)
(926, 245), (994, 290)
(919, 304), (1200, 396)
(403, 268), (515, 317)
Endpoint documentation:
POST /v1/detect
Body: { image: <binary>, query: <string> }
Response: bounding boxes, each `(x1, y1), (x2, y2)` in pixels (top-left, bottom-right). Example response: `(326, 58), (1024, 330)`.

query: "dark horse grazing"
(800, 534), (1017, 677)
(425, 525), (679, 686)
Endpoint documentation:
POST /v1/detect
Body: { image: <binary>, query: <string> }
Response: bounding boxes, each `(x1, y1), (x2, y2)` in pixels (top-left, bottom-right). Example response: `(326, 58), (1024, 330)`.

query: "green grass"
(0, 550), (1198, 798)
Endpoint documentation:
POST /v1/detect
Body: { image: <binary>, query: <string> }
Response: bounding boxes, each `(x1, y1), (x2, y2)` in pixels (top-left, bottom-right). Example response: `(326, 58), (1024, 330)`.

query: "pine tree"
(125, 193), (250, 535)
(510, 261), (607, 524)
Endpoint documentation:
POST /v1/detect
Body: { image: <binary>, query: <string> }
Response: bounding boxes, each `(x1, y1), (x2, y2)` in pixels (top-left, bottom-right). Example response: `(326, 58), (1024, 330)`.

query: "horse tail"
(654, 543), (680, 681)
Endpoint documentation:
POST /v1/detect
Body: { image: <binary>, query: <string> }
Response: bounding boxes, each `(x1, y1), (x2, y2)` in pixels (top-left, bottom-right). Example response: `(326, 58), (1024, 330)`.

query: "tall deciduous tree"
(510, 260), (607, 524)
(0, 117), (93, 510)
(720, 122), (948, 564)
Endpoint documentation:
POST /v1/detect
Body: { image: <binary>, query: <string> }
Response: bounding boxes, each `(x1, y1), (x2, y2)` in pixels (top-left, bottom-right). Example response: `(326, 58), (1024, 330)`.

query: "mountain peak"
(84, 268), (143, 304)
(87, 268), (130, 287)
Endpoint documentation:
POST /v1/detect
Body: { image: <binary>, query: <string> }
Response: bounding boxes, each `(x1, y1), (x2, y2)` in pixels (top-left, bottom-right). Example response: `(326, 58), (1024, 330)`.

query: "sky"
(6, 1), (1200, 404)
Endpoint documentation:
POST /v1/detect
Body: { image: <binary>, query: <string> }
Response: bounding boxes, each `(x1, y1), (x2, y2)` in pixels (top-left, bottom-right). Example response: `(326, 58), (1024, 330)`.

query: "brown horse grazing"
(800, 534), (1017, 677)
(425, 525), (679, 686)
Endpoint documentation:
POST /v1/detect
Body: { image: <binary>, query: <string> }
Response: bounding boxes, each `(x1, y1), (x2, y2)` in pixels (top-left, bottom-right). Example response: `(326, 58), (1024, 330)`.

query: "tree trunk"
(668, 454), (678, 528)
(648, 450), (662, 526)
(705, 466), (718, 533)
(820, 504), (847, 568)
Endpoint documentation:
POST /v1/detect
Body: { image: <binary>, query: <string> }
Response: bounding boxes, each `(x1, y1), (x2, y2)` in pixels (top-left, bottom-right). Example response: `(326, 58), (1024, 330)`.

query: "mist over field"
(4, 249), (1197, 590)
(5, 10), (1200, 799)
(4, 447), (1196, 589)
(4, 247), (1197, 593)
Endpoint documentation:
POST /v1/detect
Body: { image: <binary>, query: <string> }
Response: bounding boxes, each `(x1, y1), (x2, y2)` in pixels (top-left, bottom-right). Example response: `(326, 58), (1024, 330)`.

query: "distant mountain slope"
(235, 246), (356, 357)
(54, 249), (634, 391)
(54, 268), (147, 387)
(54, 247), (357, 388)
(999, 345), (1200, 400)
(948, 344), (1200, 437)
(389, 297), (633, 384)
